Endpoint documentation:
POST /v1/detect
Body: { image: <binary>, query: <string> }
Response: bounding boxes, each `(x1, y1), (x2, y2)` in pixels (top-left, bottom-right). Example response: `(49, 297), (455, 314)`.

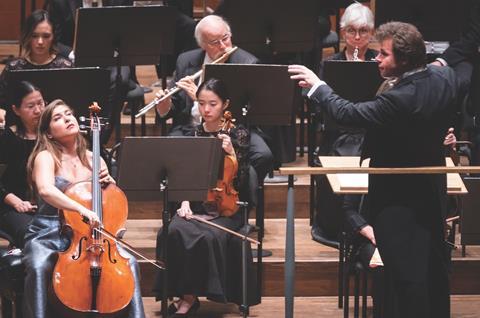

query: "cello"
(50, 103), (134, 316)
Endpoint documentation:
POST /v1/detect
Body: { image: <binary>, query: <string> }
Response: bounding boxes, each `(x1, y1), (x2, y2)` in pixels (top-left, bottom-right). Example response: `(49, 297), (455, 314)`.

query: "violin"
(207, 111), (239, 217)
(50, 103), (134, 316)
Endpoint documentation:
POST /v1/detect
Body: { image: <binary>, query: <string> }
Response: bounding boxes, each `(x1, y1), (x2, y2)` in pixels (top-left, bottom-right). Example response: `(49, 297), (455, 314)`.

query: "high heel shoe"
(168, 298), (200, 317)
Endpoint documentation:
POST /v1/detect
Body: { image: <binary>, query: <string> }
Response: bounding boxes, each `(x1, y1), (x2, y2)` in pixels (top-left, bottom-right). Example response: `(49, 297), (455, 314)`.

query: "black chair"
(311, 173), (345, 309)
(460, 177), (480, 256)
(0, 230), (24, 318)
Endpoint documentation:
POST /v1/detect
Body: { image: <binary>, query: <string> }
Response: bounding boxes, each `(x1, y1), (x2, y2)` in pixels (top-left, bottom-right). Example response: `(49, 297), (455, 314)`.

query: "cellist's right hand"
(155, 89), (172, 117)
(177, 201), (193, 220)
(79, 207), (101, 227)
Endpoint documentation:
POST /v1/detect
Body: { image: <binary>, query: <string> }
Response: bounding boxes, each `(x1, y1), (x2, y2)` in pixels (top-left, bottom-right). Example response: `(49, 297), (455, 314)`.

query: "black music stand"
(323, 61), (383, 102)
(204, 64), (300, 126)
(73, 5), (177, 143)
(117, 136), (223, 318)
(6, 68), (110, 119)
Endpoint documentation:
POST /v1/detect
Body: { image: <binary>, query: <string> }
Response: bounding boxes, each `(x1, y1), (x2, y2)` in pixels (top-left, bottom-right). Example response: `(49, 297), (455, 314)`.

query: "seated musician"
(0, 10), (72, 125)
(154, 78), (258, 317)
(311, 2), (377, 255)
(155, 14), (273, 186)
(317, 2), (376, 156)
(0, 81), (45, 248)
(23, 100), (145, 318)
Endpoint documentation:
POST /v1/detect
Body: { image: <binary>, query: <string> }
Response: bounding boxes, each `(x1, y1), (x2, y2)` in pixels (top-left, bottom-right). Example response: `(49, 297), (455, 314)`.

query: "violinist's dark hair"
(196, 78), (230, 103)
(11, 81), (43, 138)
(21, 9), (57, 57)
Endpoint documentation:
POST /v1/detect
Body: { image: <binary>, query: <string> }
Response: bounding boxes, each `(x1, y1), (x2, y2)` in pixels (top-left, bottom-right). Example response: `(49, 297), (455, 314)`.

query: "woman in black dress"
(0, 9), (72, 124)
(154, 78), (256, 317)
(0, 81), (45, 248)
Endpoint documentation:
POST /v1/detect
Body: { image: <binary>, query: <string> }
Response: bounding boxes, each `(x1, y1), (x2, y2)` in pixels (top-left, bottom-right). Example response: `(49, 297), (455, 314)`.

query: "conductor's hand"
(155, 89), (172, 117)
(359, 225), (376, 245)
(444, 127), (456, 149)
(218, 133), (235, 156)
(80, 207), (101, 227)
(176, 76), (198, 101)
(288, 65), (321, 89)
(177, 201), (193, 219)
(99, 167), (116, 186)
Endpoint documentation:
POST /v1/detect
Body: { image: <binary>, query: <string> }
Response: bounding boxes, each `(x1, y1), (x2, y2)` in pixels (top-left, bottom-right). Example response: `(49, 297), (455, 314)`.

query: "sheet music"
(337, 173), (368, 190)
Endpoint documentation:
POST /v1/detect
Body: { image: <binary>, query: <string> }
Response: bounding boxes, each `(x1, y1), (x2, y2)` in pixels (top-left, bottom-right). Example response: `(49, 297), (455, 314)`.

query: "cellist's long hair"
(27, 99), (90, 186)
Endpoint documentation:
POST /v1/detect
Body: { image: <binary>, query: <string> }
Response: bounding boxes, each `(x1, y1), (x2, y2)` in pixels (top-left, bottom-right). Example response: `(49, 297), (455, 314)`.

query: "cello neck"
(89, 103), (103, 225)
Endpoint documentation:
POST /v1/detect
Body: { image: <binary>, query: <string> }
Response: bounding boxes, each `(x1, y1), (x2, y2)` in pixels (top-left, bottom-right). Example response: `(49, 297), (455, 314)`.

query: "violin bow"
(94, 227), (165, 270)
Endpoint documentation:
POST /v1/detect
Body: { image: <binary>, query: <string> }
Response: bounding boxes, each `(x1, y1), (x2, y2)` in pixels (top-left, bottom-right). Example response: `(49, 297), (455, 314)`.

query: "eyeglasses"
(206, 33), (232, 47)
(344, 27), (371, 37)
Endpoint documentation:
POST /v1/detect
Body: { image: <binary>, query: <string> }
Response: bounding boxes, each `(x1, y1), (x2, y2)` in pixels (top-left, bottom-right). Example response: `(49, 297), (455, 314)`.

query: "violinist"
(154, 78), (256, 317)
(23, 100), (145, 318)
(0, 10), (72, 125)
(0, 81), (45, 248)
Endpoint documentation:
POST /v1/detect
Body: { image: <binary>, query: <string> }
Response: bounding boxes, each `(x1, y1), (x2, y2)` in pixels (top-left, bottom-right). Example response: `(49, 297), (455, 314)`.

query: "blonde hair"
(27, 99), (90, 186)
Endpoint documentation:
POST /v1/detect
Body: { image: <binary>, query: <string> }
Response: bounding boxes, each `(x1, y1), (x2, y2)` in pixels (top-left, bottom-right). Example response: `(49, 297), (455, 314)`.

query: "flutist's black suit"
(310, 65), (460, 318)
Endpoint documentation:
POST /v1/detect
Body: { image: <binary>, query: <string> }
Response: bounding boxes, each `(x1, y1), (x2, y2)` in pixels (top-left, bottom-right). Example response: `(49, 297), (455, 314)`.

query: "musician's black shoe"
(168, 298), (200, 317)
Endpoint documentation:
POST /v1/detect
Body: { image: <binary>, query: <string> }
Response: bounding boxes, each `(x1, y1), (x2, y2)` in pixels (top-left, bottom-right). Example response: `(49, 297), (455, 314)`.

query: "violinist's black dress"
(22, 176), (146, 318)
(0, 127), (36, 247)
(154, 124), (259, 305)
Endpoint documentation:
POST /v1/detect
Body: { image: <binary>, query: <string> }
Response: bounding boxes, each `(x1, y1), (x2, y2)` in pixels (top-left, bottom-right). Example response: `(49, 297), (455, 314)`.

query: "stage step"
(140, 295), (480, 318)
(121, 218), (480, 297)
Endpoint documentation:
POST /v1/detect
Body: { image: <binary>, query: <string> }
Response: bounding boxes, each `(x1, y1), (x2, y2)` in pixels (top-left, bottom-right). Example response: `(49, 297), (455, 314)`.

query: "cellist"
(23, 100), (145, 318)
(154, 78), (257, 317)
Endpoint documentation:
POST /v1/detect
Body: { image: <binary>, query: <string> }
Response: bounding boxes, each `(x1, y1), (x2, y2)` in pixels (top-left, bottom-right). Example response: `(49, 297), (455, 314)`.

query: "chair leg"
(14, 294), (23, 318)
(343, 263), (350, 318)
(362, 270), (368, 318)
(240, 203), (249, 318)
(339, 238), (345, 309)
(354, 270), (360, 318)
(2, 296), (13, 318)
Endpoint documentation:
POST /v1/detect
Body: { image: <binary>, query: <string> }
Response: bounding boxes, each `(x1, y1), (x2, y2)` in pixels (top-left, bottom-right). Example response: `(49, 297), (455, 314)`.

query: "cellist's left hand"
(99, 167), (116, 186)
(218, 133), (235, 156)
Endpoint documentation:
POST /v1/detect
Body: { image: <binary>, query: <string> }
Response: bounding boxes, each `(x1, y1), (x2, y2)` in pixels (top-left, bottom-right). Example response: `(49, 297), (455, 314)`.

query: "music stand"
(323, 61), (383, 102)
(204, 64), (300, 126)
(117, 136), (222, 318)
(73, 5), (177, 143)
(6, 68), (110, 119)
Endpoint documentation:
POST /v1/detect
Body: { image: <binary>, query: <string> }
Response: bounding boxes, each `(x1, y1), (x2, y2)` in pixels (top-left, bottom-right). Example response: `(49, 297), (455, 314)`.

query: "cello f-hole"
(72, 236), (87, 260)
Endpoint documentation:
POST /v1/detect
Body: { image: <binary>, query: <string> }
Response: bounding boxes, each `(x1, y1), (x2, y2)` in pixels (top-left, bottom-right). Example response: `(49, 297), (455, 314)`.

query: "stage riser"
(126, 184), (311, 219)
(138, 259), (480, 297)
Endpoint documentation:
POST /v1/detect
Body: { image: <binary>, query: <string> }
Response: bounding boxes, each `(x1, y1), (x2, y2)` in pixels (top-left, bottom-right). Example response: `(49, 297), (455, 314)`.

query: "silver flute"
(135, 46), (238, 118)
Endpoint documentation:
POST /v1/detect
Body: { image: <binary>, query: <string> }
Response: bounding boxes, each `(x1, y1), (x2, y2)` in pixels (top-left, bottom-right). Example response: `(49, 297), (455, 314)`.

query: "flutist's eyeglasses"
(207, 33), (232, 47)
(344, 27), (370, 37)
